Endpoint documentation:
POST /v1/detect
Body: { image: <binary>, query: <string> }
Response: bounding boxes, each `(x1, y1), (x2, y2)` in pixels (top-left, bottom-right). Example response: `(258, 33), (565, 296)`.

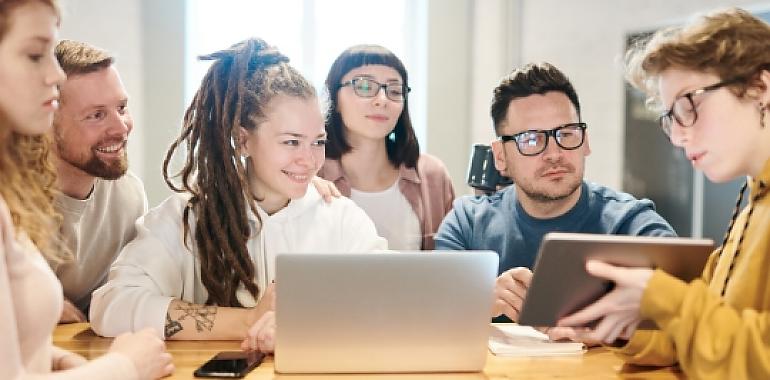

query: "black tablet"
(518, 232), (714, 328)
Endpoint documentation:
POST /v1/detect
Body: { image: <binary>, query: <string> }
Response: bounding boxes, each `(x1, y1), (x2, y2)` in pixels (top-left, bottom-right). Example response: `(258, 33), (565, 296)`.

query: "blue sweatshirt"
(435, 181), (676, 273)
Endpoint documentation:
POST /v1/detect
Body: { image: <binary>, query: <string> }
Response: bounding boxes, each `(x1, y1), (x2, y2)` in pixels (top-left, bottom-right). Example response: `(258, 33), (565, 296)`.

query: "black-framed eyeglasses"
(658, 77), (743, 137)
(499, 122), (587, 156)
(341, 77), (411, 102)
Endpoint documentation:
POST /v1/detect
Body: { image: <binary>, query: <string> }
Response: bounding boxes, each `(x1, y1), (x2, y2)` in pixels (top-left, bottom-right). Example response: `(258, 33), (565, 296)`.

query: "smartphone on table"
(193, 351), (265, 378)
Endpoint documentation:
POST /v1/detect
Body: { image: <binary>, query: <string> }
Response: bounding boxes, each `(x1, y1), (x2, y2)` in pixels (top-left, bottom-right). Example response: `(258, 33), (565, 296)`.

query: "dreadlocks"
(163, 38), (315, 307)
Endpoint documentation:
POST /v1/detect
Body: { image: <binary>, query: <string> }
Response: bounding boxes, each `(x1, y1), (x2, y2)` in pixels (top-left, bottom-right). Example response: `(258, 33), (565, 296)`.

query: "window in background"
(185, 0), (427, 148)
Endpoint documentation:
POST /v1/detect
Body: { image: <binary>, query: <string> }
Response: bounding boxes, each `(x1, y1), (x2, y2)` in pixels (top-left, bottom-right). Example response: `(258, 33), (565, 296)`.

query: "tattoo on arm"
(164, 302), (218, 338)
(164, 313), (183, 338)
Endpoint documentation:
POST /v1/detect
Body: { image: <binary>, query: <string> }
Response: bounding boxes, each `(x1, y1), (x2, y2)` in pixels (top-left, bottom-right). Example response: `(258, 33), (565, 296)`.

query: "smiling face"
(53, 65), (132, 179)
(241, 95), (326, 214)
(659, 68), (770, 181)
(336, 64), (404, 144)
(491, 91), (590, 205)
(0, 0), (65, 136)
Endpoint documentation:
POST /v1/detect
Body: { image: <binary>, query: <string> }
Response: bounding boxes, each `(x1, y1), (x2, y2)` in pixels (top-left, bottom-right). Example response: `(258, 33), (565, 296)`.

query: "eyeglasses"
(499, 122), (587, 156)
(658, 78), (743, 137)
(341, 77), (410, 102)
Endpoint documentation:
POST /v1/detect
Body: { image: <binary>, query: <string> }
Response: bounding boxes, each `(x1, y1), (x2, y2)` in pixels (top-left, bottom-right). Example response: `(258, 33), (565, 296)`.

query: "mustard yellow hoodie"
(615, 159), (770, 379)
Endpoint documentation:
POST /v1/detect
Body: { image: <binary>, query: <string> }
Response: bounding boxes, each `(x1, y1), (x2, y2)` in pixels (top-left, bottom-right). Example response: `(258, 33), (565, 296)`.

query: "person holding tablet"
(89, 38), (386, 343)
(558, 8), (770, 379)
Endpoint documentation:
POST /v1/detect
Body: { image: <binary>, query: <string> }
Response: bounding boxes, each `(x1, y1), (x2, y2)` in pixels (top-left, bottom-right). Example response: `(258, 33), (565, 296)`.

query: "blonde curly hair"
(626, 7), (770, 110)
(0, 0), (70, 264)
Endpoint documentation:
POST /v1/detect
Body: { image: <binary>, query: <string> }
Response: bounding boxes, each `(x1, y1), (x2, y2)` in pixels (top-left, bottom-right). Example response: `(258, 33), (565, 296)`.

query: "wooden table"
(54, 323), (684, 379)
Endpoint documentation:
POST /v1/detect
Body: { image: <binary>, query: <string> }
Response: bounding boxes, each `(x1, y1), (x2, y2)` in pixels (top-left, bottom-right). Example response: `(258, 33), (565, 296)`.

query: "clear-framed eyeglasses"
(499, 122), (587, 156)
(341, 77), (410, 102)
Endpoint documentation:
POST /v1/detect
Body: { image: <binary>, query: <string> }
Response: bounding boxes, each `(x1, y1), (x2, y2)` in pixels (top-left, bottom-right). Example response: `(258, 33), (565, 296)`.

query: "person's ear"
(238, 127), (251, 157)
(490, 140), (508, 172)
(583, 132), (591, 157)
(758, 70), (770, 105)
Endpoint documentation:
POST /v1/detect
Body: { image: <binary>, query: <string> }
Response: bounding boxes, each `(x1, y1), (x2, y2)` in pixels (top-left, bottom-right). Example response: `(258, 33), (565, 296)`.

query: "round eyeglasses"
(499, 122), (587, 156)
(658, 78), (742, 137)
(341, 77), (410, 102)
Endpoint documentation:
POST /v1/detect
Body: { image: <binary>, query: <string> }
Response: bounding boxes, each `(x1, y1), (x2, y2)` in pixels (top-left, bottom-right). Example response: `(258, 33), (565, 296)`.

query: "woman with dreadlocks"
(556, 8), (770, 379)
(89, 38), (386, 346)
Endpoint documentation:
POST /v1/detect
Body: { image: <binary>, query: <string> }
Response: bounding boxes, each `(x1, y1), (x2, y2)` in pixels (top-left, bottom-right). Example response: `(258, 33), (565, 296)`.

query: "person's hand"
(311, 177), (341, 203)
(491, 267), (532, 321)
(108, 328), (174, 380)
(557, 260), (653, 344)
(59, 298), (86, 324)
(53, 350), (88, 370)
(536, 327), (601, 347)
(242, 282), (277, 353)
(241, 311), (276, 353)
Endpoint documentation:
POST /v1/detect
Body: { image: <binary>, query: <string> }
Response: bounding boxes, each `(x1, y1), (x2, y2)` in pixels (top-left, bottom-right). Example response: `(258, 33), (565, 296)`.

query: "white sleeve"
(89, 197), (189, 339)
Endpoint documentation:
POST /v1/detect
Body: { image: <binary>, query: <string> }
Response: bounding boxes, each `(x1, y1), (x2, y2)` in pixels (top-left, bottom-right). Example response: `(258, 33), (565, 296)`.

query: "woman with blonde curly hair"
(0, 0), (172, 378)
(558, 8), (770, 379)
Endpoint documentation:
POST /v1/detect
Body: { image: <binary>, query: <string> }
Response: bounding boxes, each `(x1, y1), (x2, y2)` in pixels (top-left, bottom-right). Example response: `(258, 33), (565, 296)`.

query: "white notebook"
(488, 324), (586, 357)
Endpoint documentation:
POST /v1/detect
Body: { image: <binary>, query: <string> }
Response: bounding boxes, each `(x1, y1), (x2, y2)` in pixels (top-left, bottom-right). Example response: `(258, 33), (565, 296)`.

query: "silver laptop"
(274, 251), (499, 374)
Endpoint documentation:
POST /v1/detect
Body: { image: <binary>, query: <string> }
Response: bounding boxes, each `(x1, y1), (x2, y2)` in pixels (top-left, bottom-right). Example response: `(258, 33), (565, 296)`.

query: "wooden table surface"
(54, 323), (684, 379)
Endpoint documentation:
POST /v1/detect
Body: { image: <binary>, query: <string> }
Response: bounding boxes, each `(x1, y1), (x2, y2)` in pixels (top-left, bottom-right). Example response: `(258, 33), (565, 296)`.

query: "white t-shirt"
(350, 180), (422, 250)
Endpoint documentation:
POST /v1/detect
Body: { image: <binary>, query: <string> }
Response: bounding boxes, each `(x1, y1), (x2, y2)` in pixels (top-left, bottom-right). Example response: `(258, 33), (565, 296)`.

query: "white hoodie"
(89, 186), (387, 337)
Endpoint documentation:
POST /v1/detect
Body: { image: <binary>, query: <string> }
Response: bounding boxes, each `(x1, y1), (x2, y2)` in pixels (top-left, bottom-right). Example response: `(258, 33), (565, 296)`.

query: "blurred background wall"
(58, 0), (770, 239)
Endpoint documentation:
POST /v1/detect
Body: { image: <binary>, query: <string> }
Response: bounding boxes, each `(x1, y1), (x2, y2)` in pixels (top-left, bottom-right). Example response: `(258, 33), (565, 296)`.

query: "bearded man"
(51, 40), (147, 323)
(435, 62), (676, 323)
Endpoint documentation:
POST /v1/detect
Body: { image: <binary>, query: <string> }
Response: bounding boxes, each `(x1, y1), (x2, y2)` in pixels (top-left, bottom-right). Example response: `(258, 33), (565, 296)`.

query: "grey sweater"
(51, 172), (147, 315)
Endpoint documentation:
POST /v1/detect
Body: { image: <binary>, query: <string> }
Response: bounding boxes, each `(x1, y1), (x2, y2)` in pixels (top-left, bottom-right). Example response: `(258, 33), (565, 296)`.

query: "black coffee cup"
(466, 144), (512, 192)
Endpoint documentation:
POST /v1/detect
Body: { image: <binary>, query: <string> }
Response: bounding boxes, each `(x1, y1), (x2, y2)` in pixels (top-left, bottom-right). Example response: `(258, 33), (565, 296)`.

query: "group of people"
(1, 0), (768, 378)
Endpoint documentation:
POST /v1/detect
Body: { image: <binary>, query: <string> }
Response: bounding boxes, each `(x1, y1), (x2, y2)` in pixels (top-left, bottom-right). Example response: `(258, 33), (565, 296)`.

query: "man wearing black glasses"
(435, 62), (675, 325)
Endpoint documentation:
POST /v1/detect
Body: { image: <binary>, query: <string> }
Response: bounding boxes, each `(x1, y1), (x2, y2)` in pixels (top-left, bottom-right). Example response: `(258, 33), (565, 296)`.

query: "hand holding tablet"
(518, 233), (713, 329)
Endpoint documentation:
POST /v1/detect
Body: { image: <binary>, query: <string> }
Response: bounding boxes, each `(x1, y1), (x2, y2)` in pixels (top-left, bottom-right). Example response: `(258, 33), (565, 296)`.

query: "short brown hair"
(490, 62), (581, 134)
(55, 39), (113, 76)
(626, 7), (770, 109)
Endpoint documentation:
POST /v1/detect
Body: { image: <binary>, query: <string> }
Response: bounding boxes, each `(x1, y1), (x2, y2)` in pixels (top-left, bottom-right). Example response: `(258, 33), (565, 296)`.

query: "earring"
(761, 103), (767, 129)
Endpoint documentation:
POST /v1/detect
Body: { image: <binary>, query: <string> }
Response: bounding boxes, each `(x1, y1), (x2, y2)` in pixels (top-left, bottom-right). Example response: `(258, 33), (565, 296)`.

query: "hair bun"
(247, 38), (289, 67)
(198, 38), (289, 69)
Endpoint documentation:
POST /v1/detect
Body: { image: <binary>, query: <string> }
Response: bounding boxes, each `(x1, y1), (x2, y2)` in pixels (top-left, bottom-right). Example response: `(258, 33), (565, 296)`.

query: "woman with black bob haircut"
(319, 44), (455, 250)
